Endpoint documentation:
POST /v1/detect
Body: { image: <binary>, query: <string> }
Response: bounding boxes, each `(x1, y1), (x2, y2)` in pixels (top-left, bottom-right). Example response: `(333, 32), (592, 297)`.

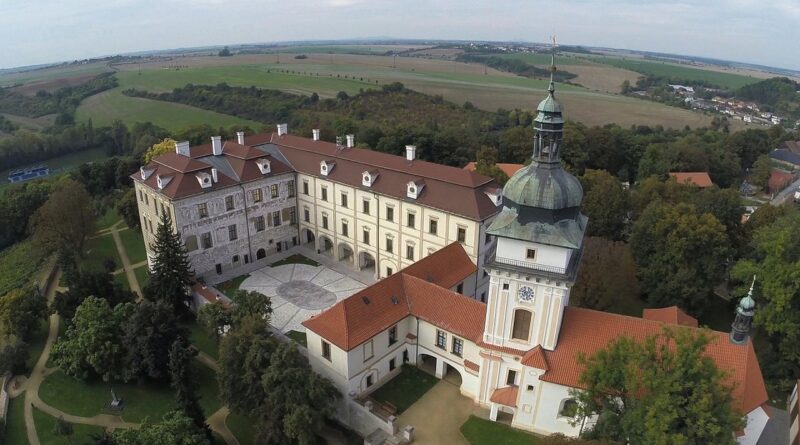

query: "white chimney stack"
(277, 123), (288, 136)
(406, 145), (416, 162)
(312, 129), (320, 141)
(346, 134), (355, 148)
(211, 168), (218, 183)
(236, 131), (245, 145)
(211, 136), (222, 156)
(175, 141), (191, 157)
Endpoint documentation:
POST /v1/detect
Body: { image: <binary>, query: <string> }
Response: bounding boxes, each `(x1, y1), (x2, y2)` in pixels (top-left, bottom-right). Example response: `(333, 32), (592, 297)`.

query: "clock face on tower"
(518, 286), (535, 302)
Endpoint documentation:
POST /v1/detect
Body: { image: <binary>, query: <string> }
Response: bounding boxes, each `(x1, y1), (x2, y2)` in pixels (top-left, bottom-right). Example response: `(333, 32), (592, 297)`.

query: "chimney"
(312, 129), (320, 141)
(175, 141), (191, 157)
(277, 123), (288, 136)
(346, 134), (355, 148)
(211, 136), (222, 156)
(406, 145), (416, 162)
(236, 131), (245, 145)
(211, 168), (218, 183)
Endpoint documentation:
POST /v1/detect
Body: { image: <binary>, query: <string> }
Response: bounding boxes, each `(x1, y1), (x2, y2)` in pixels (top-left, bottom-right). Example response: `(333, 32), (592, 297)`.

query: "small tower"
(731, 276), (757, 344)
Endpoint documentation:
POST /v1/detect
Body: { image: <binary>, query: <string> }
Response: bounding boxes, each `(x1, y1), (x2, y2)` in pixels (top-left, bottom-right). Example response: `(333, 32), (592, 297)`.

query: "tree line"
(456, 53), (578, 82)
(0, 72), (117, 118)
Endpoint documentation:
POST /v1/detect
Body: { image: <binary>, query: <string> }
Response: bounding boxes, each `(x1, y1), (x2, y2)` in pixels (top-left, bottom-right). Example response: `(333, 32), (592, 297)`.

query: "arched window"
(184, 235), (198, 252)
(511, 309), (532, 341)
(256, 248), (266, 260)
(558, 398), (578, 418)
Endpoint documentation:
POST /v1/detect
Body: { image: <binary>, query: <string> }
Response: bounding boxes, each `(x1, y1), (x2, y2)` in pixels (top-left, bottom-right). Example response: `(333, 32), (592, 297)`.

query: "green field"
(493, 52), (591, 66)
(587, 56), (759, 89)
(0, 147), (109, 190)
(0, 62), (110, 87)
(0, 239), (45, 295)
(33, 406), (106, 445)
(460, 415), (540, 445)
(82, 233), (122, 273)
(119, 228), (146, 264)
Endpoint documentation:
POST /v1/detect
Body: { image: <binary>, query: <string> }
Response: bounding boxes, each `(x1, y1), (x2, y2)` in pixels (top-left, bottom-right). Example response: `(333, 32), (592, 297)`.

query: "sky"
(1, 0), (798, 71)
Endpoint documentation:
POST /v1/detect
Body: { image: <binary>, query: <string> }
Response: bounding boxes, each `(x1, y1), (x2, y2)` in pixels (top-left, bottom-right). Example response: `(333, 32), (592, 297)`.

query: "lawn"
(119, 227), (147, 265)
(82, 233), (122, 273)
(95, 206), (122, 231)
(134, 265), (150, 289)
(33, 406), (106, 445)
(5, 397), (29, 445)
(286, 330), (308, 347)
(183, 320), (220, 361)
(460, 415), (540, 445)
(588, 56), (759, 89)
(113, 271), (130, 291)
(194, 361), (222, 417)
(215, 274), (249, 296)
(369, 365), (438, 414)
(270, 254), (320, 267)
(0, 239), (45, 295)
(226, 411), (256, 445)
(39, 370), (177, 423)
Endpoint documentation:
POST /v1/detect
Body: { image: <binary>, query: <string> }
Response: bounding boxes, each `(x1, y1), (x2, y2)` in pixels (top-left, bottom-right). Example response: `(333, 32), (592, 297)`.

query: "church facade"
(302, 68), (770, 443)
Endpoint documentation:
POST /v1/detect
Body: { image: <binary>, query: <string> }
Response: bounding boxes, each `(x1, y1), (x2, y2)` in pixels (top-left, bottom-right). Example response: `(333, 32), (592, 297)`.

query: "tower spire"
(549, 35), (557, 95)
(731, 275), (757, 344)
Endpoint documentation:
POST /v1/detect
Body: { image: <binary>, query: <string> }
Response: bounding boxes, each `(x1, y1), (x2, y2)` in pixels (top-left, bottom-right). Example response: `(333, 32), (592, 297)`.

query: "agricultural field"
(0, 61), (111, 87)
(493, 52), (592, 66)
(1, 112), (56, 130)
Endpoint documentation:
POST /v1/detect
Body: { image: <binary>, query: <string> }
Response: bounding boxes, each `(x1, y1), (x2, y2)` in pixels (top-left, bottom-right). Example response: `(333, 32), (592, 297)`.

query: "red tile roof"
(669, 172), (714, 188)
(400, 242), (477, 289)
(540, 307), (768, 414)
(521, 345), (549, 370)
(490, 386), (519, 407)
(642, 306), (698, 327)
(464, 359), (480, 372)
(302, 243), (483, 351)
(768, 169), (795, 194)
(464, 162), (526, 178)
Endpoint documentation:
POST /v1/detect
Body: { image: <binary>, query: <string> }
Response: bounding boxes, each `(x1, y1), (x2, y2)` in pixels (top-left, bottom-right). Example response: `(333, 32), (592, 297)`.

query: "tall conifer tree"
(144, 213), (194, 314)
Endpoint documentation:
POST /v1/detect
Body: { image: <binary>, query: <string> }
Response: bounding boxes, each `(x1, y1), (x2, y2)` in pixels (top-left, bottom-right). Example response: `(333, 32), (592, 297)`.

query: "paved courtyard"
(240, 257), (373, 333)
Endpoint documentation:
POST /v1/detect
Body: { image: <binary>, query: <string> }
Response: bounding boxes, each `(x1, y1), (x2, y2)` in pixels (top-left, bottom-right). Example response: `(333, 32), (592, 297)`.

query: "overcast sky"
(1, 0), (798, 71)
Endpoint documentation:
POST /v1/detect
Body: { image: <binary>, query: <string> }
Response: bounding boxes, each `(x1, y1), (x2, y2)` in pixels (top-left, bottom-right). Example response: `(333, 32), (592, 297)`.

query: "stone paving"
(240, 260), (372, 333)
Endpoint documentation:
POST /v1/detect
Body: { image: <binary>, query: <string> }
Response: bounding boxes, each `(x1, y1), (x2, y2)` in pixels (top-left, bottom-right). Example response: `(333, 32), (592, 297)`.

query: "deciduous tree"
(750, 154), (773, 190)
(117, 188), (140, 229)
(579, 170), (629, 240)
(0, 286), (47, 341)
(230, 290), (272, 328)
(30, 178), (94, 260)
(197, 302), (231, 340)
(143, 138), (176, 164)
(114, 410), (210, 445)
(123, 300), (186, 381)
(219, 316), (275, 413)
(168, 338), (210, 438)
(52, 270), (135, 320)
(572, 238), (640, 314)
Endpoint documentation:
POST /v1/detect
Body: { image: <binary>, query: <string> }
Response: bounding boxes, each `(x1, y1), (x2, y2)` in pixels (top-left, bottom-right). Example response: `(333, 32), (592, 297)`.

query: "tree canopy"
(572, 238), (640, 315)
(30, 178), (94, 260)
(143, 138), (177, 164)
(114, 410), (211, 445)
(579, 170), (629, 240)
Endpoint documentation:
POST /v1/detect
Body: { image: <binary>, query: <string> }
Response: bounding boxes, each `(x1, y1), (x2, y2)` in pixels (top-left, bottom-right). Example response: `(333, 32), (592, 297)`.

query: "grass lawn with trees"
(82, 233), (122, 273)
(95, 206), (122, 230)
(118, 227), (147, 264)
(32, 406), (106, 444)
(0, 147), (109, 191)
(184, 320), (220, 360)
(5, 397), (29, 445)
(226, 411), (255, 445)
(460, 415), (540, 445)
(369, 365), (438, 414)
(25, 319), (50, 371)
(133, 265), (149, 288)
(0, 239), (45, 295)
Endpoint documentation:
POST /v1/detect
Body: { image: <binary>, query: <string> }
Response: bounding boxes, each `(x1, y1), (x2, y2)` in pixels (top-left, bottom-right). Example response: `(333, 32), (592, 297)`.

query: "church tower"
(731, 276), (756, 344)
(482, 50), (587, 352)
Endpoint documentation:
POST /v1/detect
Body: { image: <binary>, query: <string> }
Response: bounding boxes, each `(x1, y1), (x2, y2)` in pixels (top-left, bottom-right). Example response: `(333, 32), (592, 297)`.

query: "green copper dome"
(536, 81), (563, 116)
(503, 161), (583, 210)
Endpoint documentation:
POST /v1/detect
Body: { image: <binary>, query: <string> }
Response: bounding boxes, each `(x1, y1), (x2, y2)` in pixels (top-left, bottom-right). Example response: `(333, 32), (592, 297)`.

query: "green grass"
(32, 406), (106, 445)
(286, 330), (308, 347)
(460, 415), (540, 445)
(0, 147), (109, 190)
(119, 228), (147, 265)
(25, 319), (50, 371)
(226, 411), (256, 445)
(183, 321), (219, 361)
(215, 274), (249, 296)
(492, 52), (591, 66)
(113, 271), (130, 291)
(5, 397), (30, 445)
(194, 361), (222, 417)
(0, 62), (110, 87)
(587, 56), (759, 89)
(270, 254), (320, 267)
(81, 234), (122, 273)
(134, 265), (150, 289)
(0, 239), (45, 295)
(369, 365), (438, 414)
(95, 206), (122, 230)
(39, 370), (177, 423)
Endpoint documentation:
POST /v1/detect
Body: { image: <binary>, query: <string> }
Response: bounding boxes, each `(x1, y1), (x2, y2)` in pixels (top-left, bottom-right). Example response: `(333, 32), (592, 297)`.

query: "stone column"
(435, 358), (446, 379)
(490, 403), (499, 421)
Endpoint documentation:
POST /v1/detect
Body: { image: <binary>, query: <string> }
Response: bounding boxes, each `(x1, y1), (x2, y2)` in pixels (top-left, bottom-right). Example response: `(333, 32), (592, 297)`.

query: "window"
(270, 184), (279, 199)
(362, 199), (370, 215)
(303, 208), (310, 223)
(252, 188), (263, 203)
(386, 267), (393, 276)
(322, 214), (329, 230)
(322, 341), (331, 361)
(184, 235), (198, 251)
(457, 227), (467, 243)
(144, 194), (149, 205)
(287, 180), (295, 197)
(527, 385), (534, 391)
(228, 224), (238, 241)
(321, 186), (328, 201)
(363, 229), (370, 245)
(452, 337), (463, 357)
(289, 208), (297, 225)
(363, 340), (374, 362)
(456, 283), (464, 294)
(197, 203), (208, 218)
(255, 216), (266, 232)
(386, 237), (393, 253)
(341, 221), (348, 237)
(272, 211), (281, 227)
(389, 358), (396, 371)
(406, 244), (414, 261)
(302, 180), (309, 195)
(201, 232), (213, 249)
(225, 195), (234, 211)
(507, 370), (517, 386)
(386, 206), (394, 222)
(502, 283), (510, 290)
(366, 374), (374, 387)
(389, 326), (397, 346)
(341, 192), (348, 208)
(559, 399), (579, 418)
(138, 190), (143, 201)
(526, 248), (536, 260)
(215, 264), (222, 274)
(436, 330), (446, 349)
(406, 212), (415, 228)
(232, 255), (239, 263)
(511, 309), (532, 341)
(429, 218), (438, 235)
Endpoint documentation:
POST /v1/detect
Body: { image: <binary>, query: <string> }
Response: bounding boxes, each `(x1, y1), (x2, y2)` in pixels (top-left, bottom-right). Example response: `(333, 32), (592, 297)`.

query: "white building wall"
(496, 238), (571, 270)
(532, 381), (583, 436)
(305, 329), (351, 393)
(738, 406), (769, 445)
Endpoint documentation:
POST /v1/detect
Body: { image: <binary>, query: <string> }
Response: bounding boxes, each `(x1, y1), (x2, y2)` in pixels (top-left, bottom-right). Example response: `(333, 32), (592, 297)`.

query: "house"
(669, 171), (714, 188)
(304, 74), (769, 444)
(768, 169), (796, 195)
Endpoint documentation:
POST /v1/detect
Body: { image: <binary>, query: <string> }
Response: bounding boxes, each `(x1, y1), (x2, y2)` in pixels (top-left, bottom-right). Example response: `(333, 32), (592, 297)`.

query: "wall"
(738, 406), (769, 445)
(532, 381), (583, 436)
(496, 238), (571, 270)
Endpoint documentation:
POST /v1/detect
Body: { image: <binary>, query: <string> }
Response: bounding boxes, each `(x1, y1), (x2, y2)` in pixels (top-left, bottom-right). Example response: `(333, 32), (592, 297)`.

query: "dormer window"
(156, 175), (173, 190)
(320, 160), (335, 176)
(256, 158), (271, 175)
(485, 187), (503, 206)
(362, 170), (379, 187)
(140, 167), (154, 181)
(407, 179), (425, 199)
(196, 172), (213, 189)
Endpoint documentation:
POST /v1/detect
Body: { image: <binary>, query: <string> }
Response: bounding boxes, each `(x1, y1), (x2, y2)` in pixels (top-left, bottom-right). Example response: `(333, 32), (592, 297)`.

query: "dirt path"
(108, 220), (143, 297)
(208, 407), (240, 445)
